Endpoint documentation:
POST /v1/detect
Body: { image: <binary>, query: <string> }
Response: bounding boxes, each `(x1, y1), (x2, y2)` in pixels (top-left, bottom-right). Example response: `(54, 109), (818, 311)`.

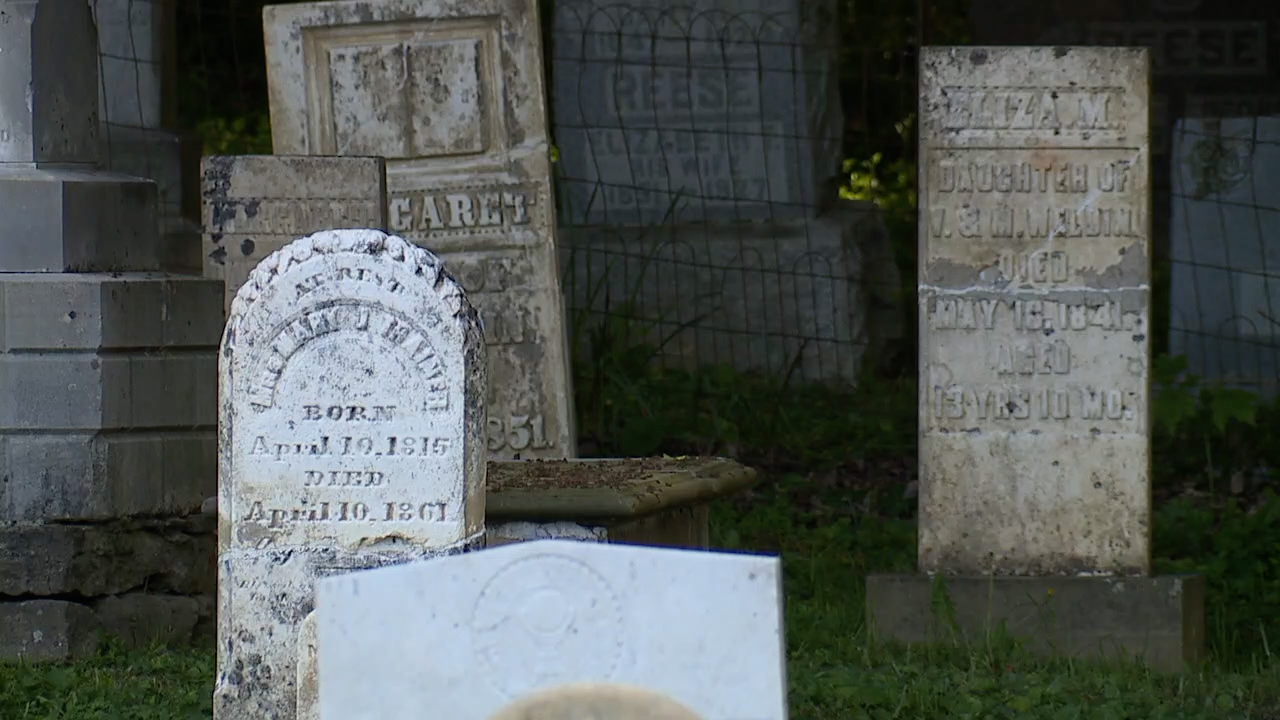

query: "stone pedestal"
(0, 274), (223, 660)
(0, 0), (225, 662)
(865, 574), (1206, 672)
(0, 167), (159, 271)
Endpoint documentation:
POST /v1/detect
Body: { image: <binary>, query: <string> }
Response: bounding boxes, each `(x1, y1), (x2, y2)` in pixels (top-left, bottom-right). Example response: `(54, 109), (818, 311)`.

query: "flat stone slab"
(866, 573), (1205, 672)
(485, 457), (757, 522)
(316, 539), (787, 719)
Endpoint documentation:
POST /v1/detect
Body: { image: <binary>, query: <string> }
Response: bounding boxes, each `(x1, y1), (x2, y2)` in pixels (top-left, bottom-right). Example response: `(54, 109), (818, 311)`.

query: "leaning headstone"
(552, 0), (842, 224)
(201, 155), (388, 312)
(315, 540), (787, 719)
(1169, 115), (1280, 393)
(213, 229), (487, 719)
(867, 46), (1205, 670)
(263, 0), (577, 460)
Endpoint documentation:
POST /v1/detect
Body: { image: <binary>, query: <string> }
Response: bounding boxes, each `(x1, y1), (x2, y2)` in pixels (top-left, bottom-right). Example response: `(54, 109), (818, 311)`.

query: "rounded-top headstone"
(214, 228), (487, 719)
(487, 683), (705, 720)
(0, 0), (100, 165)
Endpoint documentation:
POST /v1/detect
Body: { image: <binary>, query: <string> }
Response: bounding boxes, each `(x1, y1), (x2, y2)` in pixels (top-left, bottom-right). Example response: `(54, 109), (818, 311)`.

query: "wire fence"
(549, 0), (905, 383)
(1170, 117), (1280, 395)
(116, 0), (1280, 395)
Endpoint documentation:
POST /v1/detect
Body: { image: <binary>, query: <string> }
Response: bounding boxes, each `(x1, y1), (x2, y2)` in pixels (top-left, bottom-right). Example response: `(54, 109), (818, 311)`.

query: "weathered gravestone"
(1169, 115), (1280, 393)
(201, 155), (388, 313)
(213, 229), (487, 719)
(867, 47), (1205, 670)
(551, 0), (842, 224)
(263, 0), (576, 460)
(314, 540), (787, 720)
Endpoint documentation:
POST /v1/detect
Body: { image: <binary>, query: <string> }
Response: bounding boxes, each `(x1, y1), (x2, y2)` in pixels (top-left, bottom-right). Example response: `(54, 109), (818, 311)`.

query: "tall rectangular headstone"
(868, 47), (1202, 672)
(316, 540), (788, 719)
(201, 155), (388, 312)
(917, 47), (1152, 575)
(213, 229), (487, 720)
(263, 0), (577, 461)
(551, 0), (842, 224)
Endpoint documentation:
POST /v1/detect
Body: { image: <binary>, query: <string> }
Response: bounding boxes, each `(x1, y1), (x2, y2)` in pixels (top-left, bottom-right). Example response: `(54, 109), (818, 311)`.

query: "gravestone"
(213, 229), (487, 719)
(263, 0), (577, 460)
(552, 0), (842, 224)
(315, 540), (787, 720)
(201, 155), (388, 312)
(867, 47), (1204, 670)
(1169, 115), (1280, 393)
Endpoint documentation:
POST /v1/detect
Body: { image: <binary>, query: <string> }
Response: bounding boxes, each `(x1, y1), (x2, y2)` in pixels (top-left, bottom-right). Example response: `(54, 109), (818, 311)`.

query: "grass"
(4, 336), (1280, 717)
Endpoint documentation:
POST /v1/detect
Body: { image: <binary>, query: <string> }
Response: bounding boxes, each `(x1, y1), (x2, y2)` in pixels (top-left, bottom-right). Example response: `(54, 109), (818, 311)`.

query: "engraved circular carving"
(486, 683), (704, 720)
(471, 554), (625, 699)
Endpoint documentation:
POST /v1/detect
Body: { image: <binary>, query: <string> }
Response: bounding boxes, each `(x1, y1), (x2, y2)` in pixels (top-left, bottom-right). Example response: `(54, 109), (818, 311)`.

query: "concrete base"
(865, 573), (1205, 671)
(0, 166), (160, 271)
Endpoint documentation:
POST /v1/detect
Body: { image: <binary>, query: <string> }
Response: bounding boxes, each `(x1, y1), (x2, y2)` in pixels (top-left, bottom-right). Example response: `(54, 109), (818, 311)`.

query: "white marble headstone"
(316, 540), (788, 720)
(213, 229), (488, 720)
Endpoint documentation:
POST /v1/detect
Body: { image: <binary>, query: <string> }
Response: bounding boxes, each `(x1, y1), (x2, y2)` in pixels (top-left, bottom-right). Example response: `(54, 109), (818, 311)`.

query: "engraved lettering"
(385, 188), (535, 233)
(301, 405), (397, 422)
(942, 89), (1121, 130)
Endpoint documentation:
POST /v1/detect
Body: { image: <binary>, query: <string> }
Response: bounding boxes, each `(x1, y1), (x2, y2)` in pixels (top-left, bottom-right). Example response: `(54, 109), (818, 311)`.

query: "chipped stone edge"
(222, 229), (471, 325)
(484, 458), (759, 522)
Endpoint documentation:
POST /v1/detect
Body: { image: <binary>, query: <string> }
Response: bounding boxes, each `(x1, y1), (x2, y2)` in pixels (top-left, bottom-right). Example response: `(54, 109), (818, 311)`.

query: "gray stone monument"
(552, 0), (842, 224)
(0, 0), (223, 661)
(548, 0), (901, 383)
(866, 46), (1205, 671)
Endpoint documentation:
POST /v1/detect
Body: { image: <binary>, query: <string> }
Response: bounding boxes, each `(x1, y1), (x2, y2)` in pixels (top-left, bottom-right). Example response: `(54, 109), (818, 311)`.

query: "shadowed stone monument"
(866, 46), (1205, 671)
(0, 0), (222, 660)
